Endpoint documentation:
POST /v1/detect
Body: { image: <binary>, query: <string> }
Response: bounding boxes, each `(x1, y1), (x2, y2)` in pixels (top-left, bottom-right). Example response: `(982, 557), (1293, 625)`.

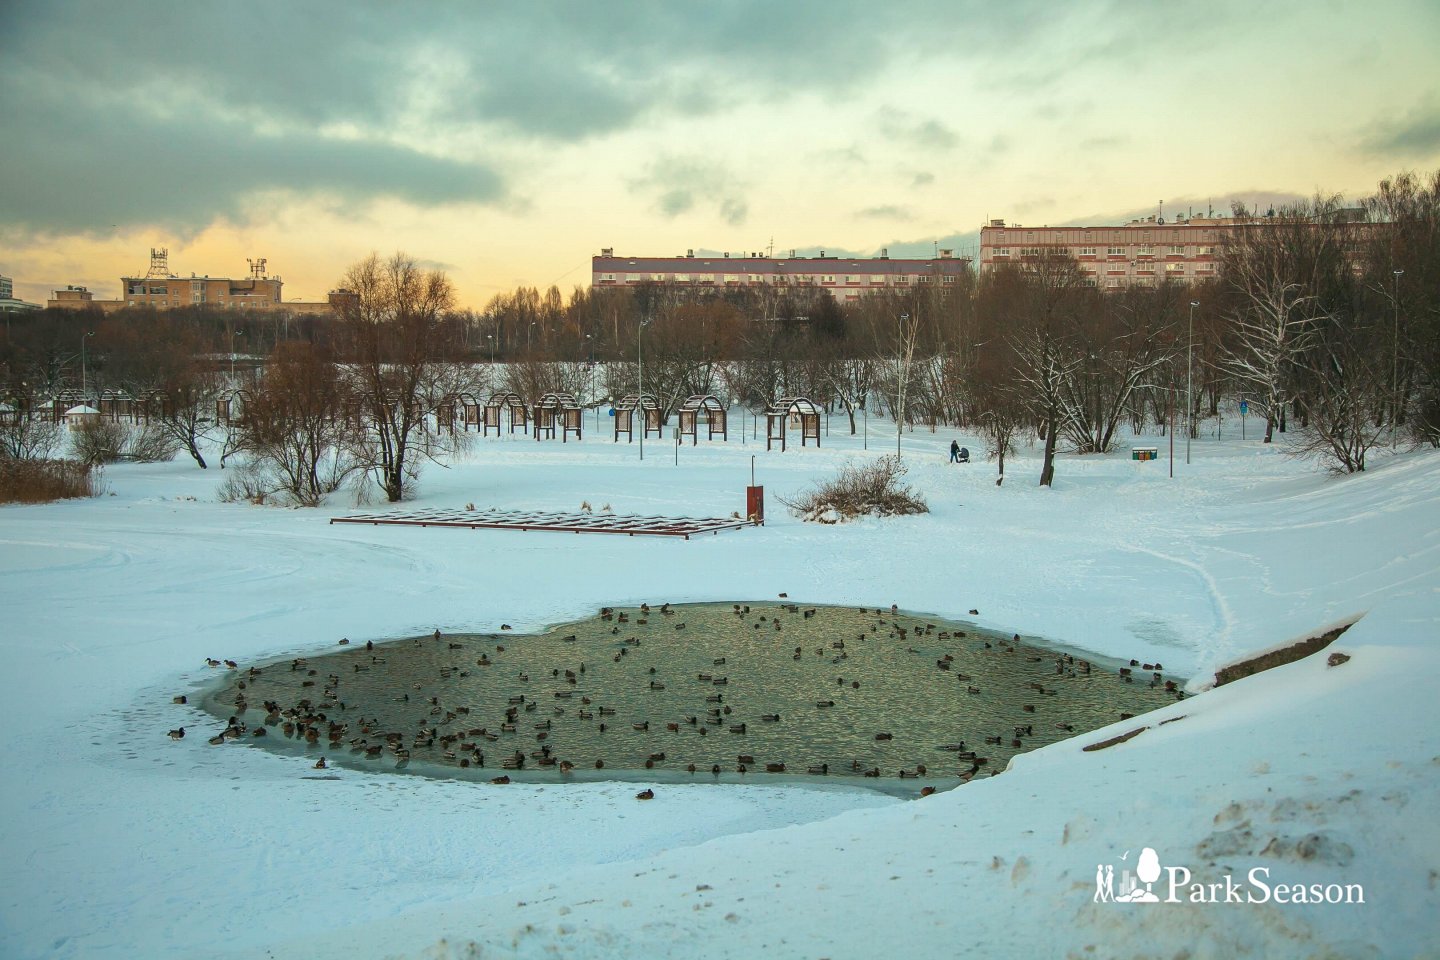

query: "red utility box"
(746, 485), (764, 524)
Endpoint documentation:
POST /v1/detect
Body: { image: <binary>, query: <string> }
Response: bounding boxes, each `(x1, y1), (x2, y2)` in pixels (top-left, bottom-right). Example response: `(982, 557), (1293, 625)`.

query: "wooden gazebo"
(483, 392), (529, 436)
(215, 389), (254, 427)
(677, 395), (728, 445)
(134, 389), (168, 424)
(612, 394), (662, 443)
(434, 392), (482, 434)
(533, 392), (583, 442)
(765, 397), (822, 452)
(97, 391), (137, 423)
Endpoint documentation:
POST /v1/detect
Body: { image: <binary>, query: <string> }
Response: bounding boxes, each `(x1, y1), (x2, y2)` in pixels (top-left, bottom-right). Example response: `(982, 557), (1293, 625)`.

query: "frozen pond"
(203, 602), (1182, 790)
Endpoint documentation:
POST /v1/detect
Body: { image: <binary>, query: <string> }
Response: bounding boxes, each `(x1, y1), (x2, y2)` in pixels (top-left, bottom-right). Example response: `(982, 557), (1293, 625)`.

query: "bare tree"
(987, 255), (1089, 486)
(1217, 202), (1345, 443)
(227, 342), (359, 505)
(337, 253), (464, 502)
(0, 399), (63, 461)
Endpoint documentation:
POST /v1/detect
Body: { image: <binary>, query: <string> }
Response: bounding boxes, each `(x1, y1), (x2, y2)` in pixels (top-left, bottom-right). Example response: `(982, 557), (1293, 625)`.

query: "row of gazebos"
(10, 389), (826, 452)
(1, 391), (172, 426)
(424, 391), (823, 450)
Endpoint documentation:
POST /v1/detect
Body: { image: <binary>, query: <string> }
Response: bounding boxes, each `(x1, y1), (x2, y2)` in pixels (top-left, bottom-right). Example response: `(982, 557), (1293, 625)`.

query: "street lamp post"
(1187, 300), (1198, 465)
(229, 329), (243, 381)
(638, 317), (651, 461)
(586, 333), (597, 433)
(81, 331), (93, 400)
(486, 334), (494, 367)
(1393, 269), (1403, 451)
(896, 314), (906, 459)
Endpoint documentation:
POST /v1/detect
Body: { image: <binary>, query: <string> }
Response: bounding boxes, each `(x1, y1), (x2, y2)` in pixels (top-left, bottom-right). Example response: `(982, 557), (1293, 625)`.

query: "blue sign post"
(1239, 399), (1248, 439)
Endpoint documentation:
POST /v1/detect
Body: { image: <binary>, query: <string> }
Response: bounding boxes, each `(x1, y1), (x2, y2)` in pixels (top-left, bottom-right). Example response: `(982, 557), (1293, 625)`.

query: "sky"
(3, 0), (1439, 309)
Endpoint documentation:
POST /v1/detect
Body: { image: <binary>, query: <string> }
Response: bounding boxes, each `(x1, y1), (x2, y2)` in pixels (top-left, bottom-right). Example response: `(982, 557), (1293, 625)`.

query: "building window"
(1198, 246), (1215, 256)
(942, 275), (956, 284)
(895, 276), (909, 285)
(821, 275), (835, 284)
(1107, 247), (1125, 257)
(1169, 246), (1185, 256)
(653, 274), (665, 282)
(1137, 245), (1153, 257)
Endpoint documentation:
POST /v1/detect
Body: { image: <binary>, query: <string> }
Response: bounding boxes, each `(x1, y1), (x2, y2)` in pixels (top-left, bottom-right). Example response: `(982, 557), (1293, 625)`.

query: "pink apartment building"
(978, 216), (1236, 288)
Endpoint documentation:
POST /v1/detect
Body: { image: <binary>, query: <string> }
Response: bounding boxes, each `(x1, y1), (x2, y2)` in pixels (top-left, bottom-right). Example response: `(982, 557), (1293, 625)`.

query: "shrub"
(0, 459), (99, 503)
(70, 418), (128, 465)
(779, 455), (928, 523)
(125, 422), (182, 463)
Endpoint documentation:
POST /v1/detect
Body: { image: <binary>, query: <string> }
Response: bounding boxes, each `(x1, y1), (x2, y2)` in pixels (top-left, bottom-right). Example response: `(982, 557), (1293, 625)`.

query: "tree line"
(3, 168), (1436, 500)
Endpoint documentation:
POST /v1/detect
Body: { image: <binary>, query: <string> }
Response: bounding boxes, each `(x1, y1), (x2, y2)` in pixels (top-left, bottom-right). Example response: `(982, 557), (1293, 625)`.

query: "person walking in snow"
(949, 440), (960, 463)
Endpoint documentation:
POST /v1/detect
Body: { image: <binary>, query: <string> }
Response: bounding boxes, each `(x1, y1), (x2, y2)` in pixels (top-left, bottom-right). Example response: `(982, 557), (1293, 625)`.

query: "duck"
(807, 764), (828, 775)
(172, 695), (187, 705)
(314, 757), (327, 769)
(167, 727), (185, 740)
(491, 775), (511, 784)
(635, 788), (655, 800)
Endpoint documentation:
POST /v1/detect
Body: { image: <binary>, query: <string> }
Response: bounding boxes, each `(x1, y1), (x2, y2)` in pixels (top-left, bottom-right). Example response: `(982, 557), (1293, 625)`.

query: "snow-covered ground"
(2, 415), (1436, 959)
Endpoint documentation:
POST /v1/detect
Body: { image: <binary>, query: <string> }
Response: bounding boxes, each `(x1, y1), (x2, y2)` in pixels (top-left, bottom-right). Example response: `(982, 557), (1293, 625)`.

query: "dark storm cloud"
(0, 0), (1048, 235)
(0, 83), (503, 235)
(1360, 97), (1440, 161)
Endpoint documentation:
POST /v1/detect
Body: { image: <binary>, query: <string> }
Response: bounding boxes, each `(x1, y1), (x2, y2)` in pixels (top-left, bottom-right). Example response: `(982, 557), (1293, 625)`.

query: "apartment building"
(592, 248), (972, 302)
(46, 250), (344, 315)
(979, 216), (1238, 288)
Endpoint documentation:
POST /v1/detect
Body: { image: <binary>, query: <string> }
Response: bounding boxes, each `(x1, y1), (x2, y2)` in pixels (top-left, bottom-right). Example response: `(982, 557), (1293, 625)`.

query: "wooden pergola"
(533, 392), (583, 442)
(483, 392), (529, 436)
(215, 389), (254, 427)
(434, 392), (482, 434)
(765, 397), (822, 452)
(612, 393), (662, 443)
(677, 395), (728, 445)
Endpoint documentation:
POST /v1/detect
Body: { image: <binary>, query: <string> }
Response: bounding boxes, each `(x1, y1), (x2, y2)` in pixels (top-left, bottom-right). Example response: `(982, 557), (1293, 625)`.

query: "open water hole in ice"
(203, 602), (1182, 794)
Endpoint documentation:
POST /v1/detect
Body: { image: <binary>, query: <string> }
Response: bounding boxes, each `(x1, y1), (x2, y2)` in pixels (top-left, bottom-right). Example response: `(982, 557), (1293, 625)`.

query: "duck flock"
(188, 602), (1182, 789)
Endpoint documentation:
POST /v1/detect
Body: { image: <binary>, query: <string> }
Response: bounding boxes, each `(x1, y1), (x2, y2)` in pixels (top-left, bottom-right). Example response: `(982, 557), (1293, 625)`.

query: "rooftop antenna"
(145, 248), (171, 279)
(247, 258), (267, 280)
(767, 236), (774, 258)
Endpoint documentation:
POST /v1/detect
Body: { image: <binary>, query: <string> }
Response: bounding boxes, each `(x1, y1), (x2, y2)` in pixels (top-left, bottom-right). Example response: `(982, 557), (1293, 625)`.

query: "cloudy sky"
(3, 0), (1438, 308)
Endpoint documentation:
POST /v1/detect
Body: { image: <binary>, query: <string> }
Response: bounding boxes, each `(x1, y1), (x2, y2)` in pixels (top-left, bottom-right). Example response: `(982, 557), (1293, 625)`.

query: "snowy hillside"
(1, 420), (1436, 959)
